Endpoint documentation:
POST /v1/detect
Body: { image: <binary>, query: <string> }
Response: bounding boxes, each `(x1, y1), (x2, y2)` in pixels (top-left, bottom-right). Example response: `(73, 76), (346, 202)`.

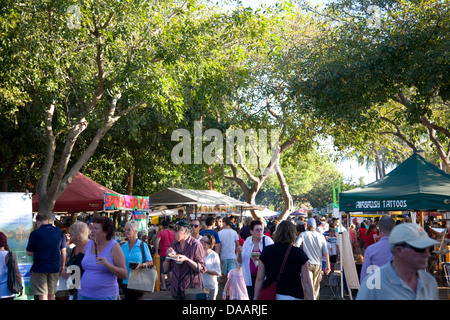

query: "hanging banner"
(0, 192), (34, 299)
(132, 211), (148, 235)
(104, 193), (149, 211)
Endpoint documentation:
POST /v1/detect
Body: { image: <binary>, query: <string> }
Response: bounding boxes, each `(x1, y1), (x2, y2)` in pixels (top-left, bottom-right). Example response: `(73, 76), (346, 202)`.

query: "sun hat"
(175, 219), (191, 230)
(389, 223), (439, 249)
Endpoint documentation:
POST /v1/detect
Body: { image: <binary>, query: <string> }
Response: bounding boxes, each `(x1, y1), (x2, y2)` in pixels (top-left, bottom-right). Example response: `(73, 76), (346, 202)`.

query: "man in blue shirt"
(199, 216), (221, 252)
(360, 215), (396, 282)
(26, 214), (67, 300)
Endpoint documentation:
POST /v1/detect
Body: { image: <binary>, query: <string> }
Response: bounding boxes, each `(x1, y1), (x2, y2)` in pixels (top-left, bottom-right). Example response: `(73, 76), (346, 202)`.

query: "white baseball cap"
(307, 217), (316, 228)
(389, 223), (439, 249)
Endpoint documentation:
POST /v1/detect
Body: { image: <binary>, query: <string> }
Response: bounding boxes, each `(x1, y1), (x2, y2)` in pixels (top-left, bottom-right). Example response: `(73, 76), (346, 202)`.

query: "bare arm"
(253, 260), (265, 300)
(97, 242), (128, 279)
(301, 262), (314, 300)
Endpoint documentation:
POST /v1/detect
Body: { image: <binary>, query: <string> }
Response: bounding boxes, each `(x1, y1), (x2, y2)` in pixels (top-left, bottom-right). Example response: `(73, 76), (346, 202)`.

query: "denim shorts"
(221, 259), (236, 276)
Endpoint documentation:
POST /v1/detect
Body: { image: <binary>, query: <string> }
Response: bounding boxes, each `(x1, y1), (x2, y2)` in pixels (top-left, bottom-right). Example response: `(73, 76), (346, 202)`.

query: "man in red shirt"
(155, 220), (175, 290)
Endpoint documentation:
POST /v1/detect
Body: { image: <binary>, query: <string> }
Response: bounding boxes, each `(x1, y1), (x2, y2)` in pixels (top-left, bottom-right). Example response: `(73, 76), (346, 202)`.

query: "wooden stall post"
(154, 254), (160, 292)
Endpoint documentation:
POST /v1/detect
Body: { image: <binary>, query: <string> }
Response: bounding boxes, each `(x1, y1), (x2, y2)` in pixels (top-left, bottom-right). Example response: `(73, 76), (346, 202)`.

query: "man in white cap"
(296, 217), (330, 300)
(357, 222), (439, 300)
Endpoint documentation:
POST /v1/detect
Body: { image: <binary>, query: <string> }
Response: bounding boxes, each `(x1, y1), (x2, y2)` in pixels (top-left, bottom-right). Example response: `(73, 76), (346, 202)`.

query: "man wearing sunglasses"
(190, 220), (202, 241)
(357, 222), (439, 300)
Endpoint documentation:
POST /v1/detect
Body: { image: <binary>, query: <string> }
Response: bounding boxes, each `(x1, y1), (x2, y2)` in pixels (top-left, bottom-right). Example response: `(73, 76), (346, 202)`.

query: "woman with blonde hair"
(121, 220), (153, 300)
(200, 233), (221, 300)
(60, 221), (90, 299)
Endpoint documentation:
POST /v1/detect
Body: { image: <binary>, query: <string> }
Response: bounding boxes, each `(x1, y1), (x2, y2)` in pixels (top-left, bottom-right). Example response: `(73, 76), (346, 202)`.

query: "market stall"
(148, 187), (262, 218)
(337, 152), (450, 299)
(32, 172), (119, 213)
(32, 172), (152, 237)
(339, 152), (450, 214)
(145, 188), (264, 297)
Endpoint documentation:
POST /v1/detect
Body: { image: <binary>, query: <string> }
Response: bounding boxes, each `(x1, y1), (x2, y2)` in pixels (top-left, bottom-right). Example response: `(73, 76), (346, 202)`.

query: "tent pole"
(340, 211), (344, 299)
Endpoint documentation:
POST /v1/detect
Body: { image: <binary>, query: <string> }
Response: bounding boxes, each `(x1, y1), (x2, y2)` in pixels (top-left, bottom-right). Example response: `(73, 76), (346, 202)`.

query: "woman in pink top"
(349, 224), (357, 254)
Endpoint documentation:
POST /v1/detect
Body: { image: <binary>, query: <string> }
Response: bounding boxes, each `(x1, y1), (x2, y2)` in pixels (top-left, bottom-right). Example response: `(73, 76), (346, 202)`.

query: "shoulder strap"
(5, 251), (11, 265)
(276, 245), (292, 282)
(140, 241), (148, 262)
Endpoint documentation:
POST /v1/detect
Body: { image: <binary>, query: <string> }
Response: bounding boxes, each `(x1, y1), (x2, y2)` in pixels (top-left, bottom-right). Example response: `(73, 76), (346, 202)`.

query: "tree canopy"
(1, 0), (448, 218)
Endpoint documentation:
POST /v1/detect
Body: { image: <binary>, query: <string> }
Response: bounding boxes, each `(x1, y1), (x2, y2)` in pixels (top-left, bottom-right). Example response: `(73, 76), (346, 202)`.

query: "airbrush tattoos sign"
(104, 193), (149, 211)
(354, 199), (408, 210)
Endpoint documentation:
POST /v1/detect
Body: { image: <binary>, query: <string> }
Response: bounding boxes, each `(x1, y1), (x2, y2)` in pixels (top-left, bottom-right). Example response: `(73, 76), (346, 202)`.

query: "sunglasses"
(190, 224), (199, 228)
(397, 243), (428, 253)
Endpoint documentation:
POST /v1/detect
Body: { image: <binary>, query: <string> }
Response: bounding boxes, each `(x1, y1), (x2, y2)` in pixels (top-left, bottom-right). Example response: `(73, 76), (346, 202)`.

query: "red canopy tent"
(32, 172), (119, 212)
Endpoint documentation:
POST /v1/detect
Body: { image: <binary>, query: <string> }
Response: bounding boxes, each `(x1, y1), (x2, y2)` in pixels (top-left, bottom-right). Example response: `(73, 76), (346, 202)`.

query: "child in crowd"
(222, 251), (248, 300)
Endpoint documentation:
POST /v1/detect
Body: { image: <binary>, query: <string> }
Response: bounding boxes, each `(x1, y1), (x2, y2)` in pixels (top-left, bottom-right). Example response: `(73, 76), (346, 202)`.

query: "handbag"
(184, 263), (208, 300)
(127, 241), (158, 292)
(258, 245), (292, 300)
(6, 251), (23, 295)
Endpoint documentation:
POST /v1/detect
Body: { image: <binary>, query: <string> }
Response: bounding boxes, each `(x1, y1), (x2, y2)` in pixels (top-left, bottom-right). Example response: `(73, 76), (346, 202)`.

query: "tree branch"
(379, 116), (417, 151)
(39, 103), (56, 198)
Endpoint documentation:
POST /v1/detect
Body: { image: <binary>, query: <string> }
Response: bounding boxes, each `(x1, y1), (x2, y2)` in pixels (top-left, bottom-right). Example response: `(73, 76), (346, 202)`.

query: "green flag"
(337, 178), (341, 203)
(332, 181), (337, 204)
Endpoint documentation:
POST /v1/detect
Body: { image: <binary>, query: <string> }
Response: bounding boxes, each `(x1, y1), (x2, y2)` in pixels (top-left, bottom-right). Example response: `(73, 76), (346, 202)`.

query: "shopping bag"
(127, 267), (158, 292)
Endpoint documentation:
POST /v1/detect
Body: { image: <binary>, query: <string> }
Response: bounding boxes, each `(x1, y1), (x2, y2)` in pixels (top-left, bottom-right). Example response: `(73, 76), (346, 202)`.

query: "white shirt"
(218, 228), (239, 260)
(327, 235), (338, 255)
(241, 235), (274, 286)
(202, 250), (221, 290)
(295, 230), (328, 265)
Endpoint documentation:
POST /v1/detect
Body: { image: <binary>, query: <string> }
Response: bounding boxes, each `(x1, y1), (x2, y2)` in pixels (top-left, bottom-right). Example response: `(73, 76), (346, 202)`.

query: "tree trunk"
(275, 163), (293, 222)
(222, 132), (298, 221)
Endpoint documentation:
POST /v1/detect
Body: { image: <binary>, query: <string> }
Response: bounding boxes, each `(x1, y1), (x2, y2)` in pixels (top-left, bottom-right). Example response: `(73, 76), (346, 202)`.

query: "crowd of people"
(0, 209), (445, 300)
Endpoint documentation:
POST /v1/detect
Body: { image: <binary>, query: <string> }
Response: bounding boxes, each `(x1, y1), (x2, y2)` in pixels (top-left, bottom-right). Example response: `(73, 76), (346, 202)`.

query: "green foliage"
(290, 0), (450, 166)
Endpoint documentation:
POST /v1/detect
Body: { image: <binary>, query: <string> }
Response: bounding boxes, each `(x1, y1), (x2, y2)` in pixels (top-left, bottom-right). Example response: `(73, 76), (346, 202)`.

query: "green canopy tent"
(337, 153), (450, 299)
(339, 153), (450, 212)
